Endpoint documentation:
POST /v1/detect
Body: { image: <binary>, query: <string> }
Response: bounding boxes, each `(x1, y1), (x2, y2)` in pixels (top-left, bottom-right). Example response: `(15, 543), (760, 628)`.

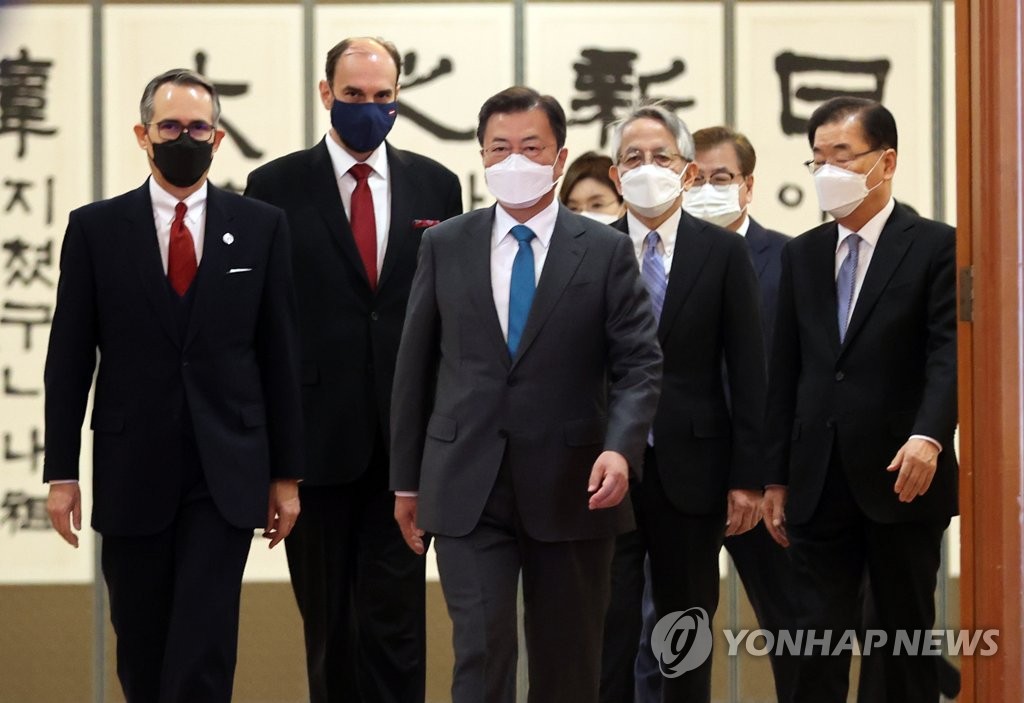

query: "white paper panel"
(736, 2), (933, 238)
(0, 5), (94, 584)
(528, 2), (725, 164)
(103, 5), (304, 199)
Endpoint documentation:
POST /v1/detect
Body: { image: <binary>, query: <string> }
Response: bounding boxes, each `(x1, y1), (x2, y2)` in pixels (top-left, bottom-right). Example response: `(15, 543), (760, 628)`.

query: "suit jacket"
(765, 201), (958, 525)
(43, 181), (304, 535)
(390, 204), (663, 542)
(614, 211), (767, 515)
(245, 139), (462, 485)
(745, 217), (791, 352)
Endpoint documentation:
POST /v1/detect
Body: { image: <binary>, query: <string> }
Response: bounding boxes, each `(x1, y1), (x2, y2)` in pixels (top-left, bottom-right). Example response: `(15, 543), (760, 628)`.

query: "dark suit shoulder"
(684, 211), (749, 255)
(388, 144), (459, 182)
(210, 184), (283, 219)
(247, 143), (320, 183)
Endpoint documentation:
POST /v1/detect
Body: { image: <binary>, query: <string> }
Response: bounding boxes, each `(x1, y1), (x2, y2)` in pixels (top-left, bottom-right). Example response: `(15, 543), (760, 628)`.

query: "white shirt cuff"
(394, 491), (418, 498)
(909, 434), (942, 453)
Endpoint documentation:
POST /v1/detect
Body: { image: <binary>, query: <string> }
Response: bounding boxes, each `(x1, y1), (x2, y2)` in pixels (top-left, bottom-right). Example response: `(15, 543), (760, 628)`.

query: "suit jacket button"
(507, 377), (517, 387)
(835, 371), (845, 381)
(370, 311), (379, 321)
(826, 418), (836, 429)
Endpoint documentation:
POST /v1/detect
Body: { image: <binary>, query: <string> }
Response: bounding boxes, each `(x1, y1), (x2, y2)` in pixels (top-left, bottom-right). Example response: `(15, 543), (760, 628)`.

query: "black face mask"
(151, 134), (214, 188)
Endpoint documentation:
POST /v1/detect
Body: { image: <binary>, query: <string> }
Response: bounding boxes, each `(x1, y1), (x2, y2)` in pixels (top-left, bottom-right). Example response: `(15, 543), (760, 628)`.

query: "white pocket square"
(227, 267), (253, 274)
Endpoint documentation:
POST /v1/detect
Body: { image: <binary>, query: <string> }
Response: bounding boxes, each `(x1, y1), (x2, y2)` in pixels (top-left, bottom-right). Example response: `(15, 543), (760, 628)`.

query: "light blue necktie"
(837, 233), (861, 342)
(641, 231), (666, 446)
(507, 224), (536, 356)
(641, 231), (667, 323)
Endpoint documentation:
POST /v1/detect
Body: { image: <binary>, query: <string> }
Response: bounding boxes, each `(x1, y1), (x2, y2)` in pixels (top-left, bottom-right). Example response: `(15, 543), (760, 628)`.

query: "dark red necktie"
(348, 163), (378, 289)
(168, 201), (197, 295)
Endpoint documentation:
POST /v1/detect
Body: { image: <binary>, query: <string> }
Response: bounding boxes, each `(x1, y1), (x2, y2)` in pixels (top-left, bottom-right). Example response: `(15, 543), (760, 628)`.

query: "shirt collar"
(735, 213), (751, 237)
(324, 131), (390, 182)
(148, 176), (207, 227)
(626, 206), (682, 256)
(493, 198), (559, 249)
(837, 196), (895, 251)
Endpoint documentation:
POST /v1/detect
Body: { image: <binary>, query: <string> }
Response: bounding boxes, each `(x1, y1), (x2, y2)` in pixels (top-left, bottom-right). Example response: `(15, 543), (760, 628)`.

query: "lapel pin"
(222, 232), (234, 245)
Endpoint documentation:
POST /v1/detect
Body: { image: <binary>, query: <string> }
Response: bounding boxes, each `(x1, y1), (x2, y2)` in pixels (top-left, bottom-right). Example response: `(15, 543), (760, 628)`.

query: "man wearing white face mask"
(390, 86), (662, 703)
(599, 105), (766, 703)
(763, 98), (957, 703)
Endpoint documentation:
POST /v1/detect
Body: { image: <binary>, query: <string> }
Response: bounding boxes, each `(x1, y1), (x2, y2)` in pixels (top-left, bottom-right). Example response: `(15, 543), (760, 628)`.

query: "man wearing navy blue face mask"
(245, 37), (462, 703)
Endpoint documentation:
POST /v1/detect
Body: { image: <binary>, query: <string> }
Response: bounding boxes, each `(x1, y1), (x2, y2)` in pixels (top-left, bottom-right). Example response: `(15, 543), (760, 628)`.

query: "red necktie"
(348, 163), (378, 289)
(168, 201), (197, 296)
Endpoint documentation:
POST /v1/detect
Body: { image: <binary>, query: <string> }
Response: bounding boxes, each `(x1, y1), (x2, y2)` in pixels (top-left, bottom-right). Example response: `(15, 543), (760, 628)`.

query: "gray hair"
(608, 104), (695, 164)
(139, 69), (221, 124)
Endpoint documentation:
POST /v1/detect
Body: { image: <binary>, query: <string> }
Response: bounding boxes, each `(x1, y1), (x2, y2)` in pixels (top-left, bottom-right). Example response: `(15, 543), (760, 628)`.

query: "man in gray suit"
(390, 86), (662, 703)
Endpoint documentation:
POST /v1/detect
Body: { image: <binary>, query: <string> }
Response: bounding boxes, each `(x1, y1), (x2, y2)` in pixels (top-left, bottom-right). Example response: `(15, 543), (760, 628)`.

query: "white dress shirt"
(625, 207), (682, 272)
(835, 196), (895, 330)
(149, 177), (207, 273)
(491, 199), (558, 340)
(325, 133), (392, 272)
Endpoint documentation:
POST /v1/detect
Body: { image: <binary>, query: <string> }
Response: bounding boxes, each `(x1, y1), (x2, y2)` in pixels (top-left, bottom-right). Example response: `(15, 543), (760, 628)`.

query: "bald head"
(325, 37), (401, 88)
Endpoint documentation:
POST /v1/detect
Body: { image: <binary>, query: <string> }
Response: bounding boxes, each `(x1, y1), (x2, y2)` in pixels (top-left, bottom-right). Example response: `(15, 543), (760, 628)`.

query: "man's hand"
(725, 488), (762, 537)
(394, 495), (426, 555)
(762, 486), (789, 548)
(264, 479), (300, 549)
(588, 450), (630, 510)
(887, 437), (940, 503)
(47, 482), (82, 548)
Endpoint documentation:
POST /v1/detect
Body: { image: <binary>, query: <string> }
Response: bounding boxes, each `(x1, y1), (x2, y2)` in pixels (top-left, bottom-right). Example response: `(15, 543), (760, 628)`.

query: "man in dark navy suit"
(764, 98), (957, 703)
(245, 37), (462, 703)
(44, 69), (303, 703)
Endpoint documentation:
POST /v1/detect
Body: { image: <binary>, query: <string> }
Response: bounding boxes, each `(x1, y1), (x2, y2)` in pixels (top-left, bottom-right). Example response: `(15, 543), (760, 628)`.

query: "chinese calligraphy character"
(0, 301), (51, 350)
(0, 490), (50, 533)
(3, 427), (45, 473)
(568, 48), (693, 147)
(2, 237), (54, 288)
(399, 51), (475, 141)
(3, 366), (40, 396)
(0, 48), (58, 159)
(774, 51), (891, 136)
(193, 51), (264, 159)
(2, 176), (54, 224)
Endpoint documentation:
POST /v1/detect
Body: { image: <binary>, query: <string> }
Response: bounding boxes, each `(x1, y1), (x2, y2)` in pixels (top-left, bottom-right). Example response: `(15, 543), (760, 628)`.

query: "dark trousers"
(600, 448), (726, 703)
(434, 460), (615, 703)
(787, 450), (948, 703)
(101, 482), (252, 703)
(285, 436), (426, 703)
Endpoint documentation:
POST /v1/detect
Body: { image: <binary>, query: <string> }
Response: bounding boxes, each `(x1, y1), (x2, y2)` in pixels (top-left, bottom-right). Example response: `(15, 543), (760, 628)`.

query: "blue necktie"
(837, 233), (861, 342)
(641, 231), (667, 323)
(507, 224), (536, 356)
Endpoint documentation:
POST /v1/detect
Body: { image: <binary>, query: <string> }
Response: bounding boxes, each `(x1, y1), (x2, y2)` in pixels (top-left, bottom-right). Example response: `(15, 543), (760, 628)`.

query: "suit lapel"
(183, 184), (232, 349)
(658, 212), (712, 343)
(460, 207), (510, 365)
(745, 218), (771, 277)
(378, 144), (414, 291)
(309, 140), (373, 291)
(840, 205), (914, 354)
(123, 182), (179, 348)
(512, 207), (586, 367)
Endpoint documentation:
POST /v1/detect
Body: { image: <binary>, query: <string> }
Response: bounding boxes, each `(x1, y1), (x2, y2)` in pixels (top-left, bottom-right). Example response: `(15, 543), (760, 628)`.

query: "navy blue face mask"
(330, 100), (398, 153)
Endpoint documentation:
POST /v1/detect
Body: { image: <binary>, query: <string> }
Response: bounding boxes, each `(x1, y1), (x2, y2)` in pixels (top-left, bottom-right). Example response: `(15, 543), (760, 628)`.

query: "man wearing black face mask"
(245, 37), (462, 703)
(43, 69), (303, 702)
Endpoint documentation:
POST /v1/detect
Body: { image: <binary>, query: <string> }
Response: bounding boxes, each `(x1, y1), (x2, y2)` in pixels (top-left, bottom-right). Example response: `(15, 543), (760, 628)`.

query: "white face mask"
(578, 210), (620, 226)
(484, 153), (556, 209)
(683, 183), (744, 228)
(618, 164), (683, 219)
(813, 152), (884, 219)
